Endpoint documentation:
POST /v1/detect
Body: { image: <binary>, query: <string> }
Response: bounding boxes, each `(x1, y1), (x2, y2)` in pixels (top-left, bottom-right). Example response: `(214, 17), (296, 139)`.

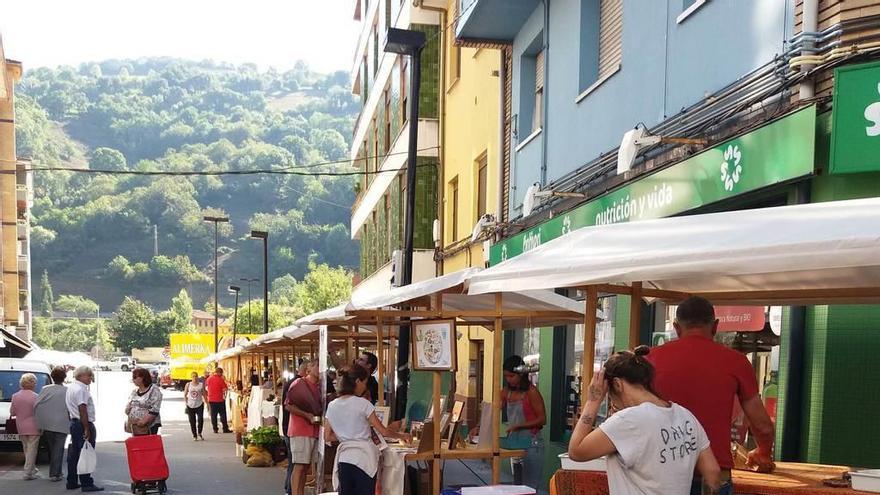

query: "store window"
(560, 295), (616, 441)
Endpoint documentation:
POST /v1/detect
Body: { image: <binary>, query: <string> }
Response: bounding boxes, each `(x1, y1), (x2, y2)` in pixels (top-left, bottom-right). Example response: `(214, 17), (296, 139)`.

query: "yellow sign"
(168, 333), (257, 380)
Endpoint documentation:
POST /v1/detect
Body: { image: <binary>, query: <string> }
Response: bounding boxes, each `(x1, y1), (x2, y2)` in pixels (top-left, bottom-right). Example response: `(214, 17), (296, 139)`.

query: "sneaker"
(193, 436), (198, 441)
(66, 483), (81, 490)
(222, 429), (233, 433)
(81, 486), (105, 492)
(23, 474), (37, 480)
(199, 434), (205, 440)
(50, 475), (64, 482)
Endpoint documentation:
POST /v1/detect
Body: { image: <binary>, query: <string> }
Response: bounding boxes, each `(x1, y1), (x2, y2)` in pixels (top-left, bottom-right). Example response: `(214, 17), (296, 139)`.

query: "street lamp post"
(384, 27), (427, 421)
(249, 231), (269, 334)
(228, 285), (240, 383)
(203, 215), (229, 353)
(240, 277), (258, 334)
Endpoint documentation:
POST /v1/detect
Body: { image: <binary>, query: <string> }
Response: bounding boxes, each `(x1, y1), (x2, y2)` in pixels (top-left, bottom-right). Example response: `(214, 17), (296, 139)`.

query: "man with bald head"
(648, 296), (775, 495)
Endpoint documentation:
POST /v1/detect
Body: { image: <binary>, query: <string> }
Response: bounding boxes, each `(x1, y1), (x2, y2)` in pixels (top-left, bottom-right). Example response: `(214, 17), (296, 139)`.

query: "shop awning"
(295, 303), (351, 326)
(468, 198), (880, 305)
(347, 267), (584, 328)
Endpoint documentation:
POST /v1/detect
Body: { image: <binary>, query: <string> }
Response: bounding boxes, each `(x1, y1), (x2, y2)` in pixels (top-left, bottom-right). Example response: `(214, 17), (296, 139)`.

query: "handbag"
(4, 418), (18, 434)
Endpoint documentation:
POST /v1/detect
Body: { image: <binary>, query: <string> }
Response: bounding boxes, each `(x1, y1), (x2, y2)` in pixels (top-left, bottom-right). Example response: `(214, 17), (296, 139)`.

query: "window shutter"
(535, 50), (545, 92)
(598, 0), (623, 77)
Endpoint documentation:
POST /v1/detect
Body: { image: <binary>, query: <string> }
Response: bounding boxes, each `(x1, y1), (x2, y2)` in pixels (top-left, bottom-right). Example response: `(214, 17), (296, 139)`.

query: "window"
(385, 0), (392, 26)
(533, 50), (544, 133)
(449, 177), (459, 242)
(518, 33), (544, 140)
(384, 88), (392, 152)
(677, 0), (708, 23)
(578, 0), (622, 95)
(477, 153), (488, 219)
(373, 121), (380, 171)
(401, 58), (409, 125)
(385, 193), (392, 256)
(373, 25), (379, 76)
(447, 0), (462, 89)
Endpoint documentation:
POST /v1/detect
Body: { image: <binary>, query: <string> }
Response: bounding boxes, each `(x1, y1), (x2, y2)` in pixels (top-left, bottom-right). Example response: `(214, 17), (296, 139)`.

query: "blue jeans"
(67, 420), (96, 488)
(284, 436), (293, 495)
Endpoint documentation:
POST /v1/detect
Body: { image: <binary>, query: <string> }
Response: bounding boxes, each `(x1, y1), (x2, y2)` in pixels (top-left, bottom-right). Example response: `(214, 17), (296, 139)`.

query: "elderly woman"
(126, 367), (163, 436)
(10, 373), (40, 480)
(35, 366), (70, 482)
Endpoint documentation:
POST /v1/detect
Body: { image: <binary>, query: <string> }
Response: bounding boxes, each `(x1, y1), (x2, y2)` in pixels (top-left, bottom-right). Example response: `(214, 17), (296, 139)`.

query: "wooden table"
(550, 462), (872, 495)
(404, 446), (526, 462)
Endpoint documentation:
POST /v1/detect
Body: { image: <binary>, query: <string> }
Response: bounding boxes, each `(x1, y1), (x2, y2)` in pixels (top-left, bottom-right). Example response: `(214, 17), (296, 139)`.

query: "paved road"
(0, 371), (286, 495)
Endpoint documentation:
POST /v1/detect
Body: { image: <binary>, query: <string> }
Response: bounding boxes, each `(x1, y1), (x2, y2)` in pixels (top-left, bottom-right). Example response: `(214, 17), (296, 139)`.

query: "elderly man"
(66, 366), (103, 492)
(648, 296), (775, 495)
(206, 367), (231, 433)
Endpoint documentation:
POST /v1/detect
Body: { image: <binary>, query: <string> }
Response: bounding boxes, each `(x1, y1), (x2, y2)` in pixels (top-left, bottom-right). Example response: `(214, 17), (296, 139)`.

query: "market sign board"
(715, 306), (766, 333)
(489, 106), (816, 265)
(830, 61), (880, 174)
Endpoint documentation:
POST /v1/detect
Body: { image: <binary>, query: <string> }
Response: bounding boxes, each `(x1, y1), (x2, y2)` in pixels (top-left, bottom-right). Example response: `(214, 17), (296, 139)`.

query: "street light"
(229, 284), (241, 385)
(249, 230), (269, 334)
(203, 215), (229, 353)
(239, 277), (259, 334)
(384, 27), (426, 421)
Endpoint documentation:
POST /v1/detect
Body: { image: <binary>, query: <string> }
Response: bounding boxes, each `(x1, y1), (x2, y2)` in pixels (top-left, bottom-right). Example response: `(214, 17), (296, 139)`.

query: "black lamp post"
(240, 277), (259, 334)
(249, 230), (269, 334)
(203, 215), (229, 353)
(228, 285), (240, 345)
(384, 27), (426, 421)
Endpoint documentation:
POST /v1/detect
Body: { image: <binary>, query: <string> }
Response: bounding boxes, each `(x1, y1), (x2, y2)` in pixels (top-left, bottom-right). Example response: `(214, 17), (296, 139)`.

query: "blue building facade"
(460, 0), (794, 217)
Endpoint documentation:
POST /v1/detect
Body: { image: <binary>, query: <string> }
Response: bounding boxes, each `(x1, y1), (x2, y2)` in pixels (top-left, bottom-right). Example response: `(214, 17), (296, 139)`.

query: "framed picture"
(411, 319), (457, 371)
(374, 406), (391, 427)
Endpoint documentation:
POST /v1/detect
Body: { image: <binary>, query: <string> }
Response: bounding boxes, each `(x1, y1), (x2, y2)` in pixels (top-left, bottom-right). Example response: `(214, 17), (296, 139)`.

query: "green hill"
(16, 58), (360, 311)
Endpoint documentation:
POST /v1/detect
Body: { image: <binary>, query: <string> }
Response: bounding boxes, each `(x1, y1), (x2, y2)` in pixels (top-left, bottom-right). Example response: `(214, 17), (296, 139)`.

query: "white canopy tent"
(468, 198), (880, 304)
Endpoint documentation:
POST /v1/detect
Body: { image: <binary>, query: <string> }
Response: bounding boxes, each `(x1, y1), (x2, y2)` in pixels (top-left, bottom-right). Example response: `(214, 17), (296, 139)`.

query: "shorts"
(291, 436), (319, 465)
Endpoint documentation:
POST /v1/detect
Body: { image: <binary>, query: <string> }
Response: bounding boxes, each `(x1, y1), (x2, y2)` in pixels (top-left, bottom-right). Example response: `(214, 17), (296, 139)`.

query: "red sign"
(716, 306), (765, 332)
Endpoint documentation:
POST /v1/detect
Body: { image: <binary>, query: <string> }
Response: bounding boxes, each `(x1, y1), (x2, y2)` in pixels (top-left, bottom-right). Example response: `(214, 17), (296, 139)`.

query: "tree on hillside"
(169, 289), (195, 332)
(292, 262), (353, 317)
(232, 299), (291, 334)
(270, 274), (298, 306)
(90, 147), (127, 171)
(55, 294), (100, 316)
(39, 270), (54, 317)
(112, 297), (168, 353)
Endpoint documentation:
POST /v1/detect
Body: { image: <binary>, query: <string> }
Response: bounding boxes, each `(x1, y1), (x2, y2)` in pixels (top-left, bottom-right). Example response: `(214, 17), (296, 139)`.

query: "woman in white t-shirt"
(184, 371), (207, 440)
(324, 364), (411, 495)
(568, 346), (721, 495)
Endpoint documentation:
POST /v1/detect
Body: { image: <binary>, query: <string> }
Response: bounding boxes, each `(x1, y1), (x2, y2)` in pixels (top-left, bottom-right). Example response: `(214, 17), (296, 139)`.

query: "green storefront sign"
(830, 61), (880, 174)
(489, 105), (816, 265)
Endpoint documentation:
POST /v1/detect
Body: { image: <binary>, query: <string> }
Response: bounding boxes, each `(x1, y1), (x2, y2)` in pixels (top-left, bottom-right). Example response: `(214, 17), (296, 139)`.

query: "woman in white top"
(184, 371), (207, 440)
(324, 365), (411, 495)
(568, 346), (721, 495)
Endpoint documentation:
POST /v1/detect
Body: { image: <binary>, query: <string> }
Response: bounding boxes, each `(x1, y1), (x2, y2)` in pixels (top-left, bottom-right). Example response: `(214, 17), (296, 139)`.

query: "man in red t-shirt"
(648, 297), (775, 495)
(205, 367), (231, 433)
(284, 361), (321, 495)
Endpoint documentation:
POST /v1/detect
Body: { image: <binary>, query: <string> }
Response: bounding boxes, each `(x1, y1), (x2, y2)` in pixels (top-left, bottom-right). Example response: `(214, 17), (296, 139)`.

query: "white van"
(0, 359), (52, 451)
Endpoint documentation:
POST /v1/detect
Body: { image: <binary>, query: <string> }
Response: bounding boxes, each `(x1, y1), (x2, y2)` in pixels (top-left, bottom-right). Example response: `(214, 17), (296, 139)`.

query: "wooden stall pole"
(581, 286), (599, 407)
(376, 317), (385, 407)
(629, 282), (643, 349)
(492, 292), (503, 484)
(432, 370), (442, 493)
(271, 350), (277, 393)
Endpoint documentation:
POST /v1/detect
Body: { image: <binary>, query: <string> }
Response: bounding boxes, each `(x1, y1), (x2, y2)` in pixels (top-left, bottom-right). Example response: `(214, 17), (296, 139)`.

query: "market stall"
(341, 267), (586, 493)
(466, 197), (880, 494)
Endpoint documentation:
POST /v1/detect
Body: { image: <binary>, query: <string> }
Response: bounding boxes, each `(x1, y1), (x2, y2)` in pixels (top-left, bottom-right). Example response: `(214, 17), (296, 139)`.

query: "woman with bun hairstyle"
(323, 364), (411, 495)
(568, 346), (721, 495)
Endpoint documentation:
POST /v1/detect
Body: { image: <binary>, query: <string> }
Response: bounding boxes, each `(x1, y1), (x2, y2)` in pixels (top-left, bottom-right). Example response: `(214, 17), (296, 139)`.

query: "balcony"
(353, 249), (436, 296)
(17, 255), (29, 274)
(350, 119), (439, 239)
(16, 185), (32, 210)
(17, 220), (27, 240)
(455, 0), (540, 43)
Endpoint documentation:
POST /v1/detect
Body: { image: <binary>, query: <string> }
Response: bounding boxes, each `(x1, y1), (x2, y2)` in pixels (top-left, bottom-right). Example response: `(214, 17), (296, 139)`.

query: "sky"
(0, 0), (359, 74)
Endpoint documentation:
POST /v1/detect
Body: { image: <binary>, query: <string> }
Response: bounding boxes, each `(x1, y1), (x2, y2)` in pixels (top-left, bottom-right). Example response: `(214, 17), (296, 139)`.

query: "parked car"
(104, 357), (137, 372)
(0, 359), (52, 455)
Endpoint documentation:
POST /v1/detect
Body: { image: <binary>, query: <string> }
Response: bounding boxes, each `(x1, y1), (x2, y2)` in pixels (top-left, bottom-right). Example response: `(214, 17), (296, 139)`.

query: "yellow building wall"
(439, 8), (502, 423)
(0, 60), (22, 326)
